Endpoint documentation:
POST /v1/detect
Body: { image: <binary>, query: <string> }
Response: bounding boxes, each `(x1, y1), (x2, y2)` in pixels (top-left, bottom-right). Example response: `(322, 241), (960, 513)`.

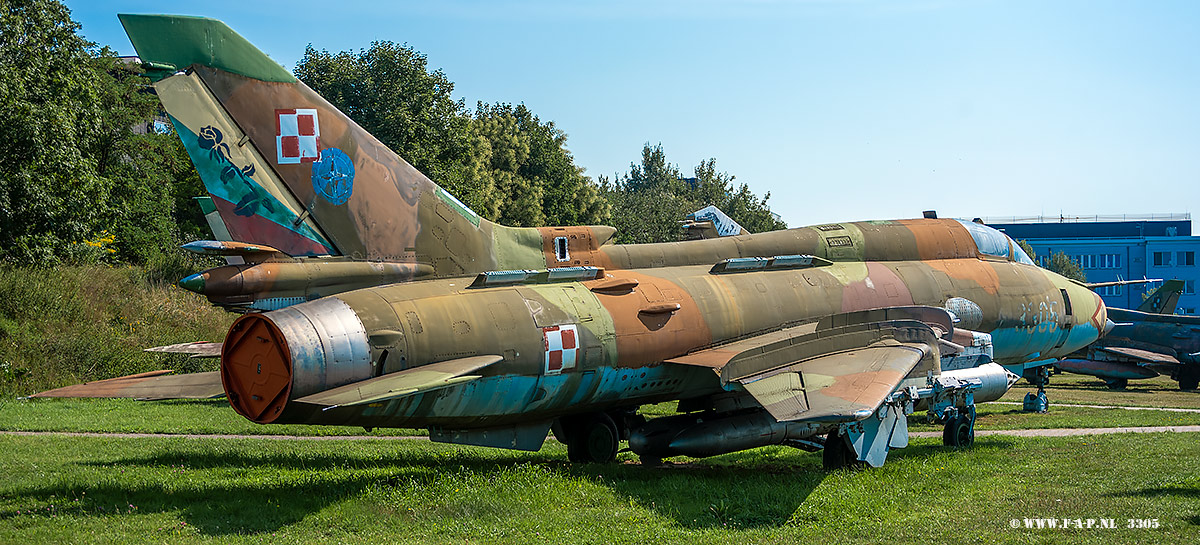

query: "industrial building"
(984, 214), (1199, 314)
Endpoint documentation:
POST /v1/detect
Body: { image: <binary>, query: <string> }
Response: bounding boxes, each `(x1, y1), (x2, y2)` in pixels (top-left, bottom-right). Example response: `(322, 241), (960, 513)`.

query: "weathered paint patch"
(840, 262), (916, 312)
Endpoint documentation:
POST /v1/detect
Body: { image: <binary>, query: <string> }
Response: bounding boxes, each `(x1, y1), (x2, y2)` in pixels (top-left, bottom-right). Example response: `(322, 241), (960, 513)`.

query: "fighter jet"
(34, 15), (1112, 469)
(1056, 280), (1200, 390)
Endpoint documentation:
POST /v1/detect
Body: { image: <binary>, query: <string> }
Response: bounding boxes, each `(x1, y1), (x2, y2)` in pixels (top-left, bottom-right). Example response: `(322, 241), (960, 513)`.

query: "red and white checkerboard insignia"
(275, 108), (320, 164)
(543, 324), (578, 375)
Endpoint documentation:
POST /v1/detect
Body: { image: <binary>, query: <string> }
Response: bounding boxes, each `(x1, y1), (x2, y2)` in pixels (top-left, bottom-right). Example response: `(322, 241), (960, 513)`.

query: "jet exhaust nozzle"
(221, 297), (372, 423)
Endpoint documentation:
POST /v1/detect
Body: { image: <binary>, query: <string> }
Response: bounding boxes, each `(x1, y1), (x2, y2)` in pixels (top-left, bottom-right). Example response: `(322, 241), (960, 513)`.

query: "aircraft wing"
(667, 316), (940, 423)
(144, 341), (223, 358)
(31, 370), (224, 400)
(1094, 346), (1180, 365)
(295, 355), (504, 408)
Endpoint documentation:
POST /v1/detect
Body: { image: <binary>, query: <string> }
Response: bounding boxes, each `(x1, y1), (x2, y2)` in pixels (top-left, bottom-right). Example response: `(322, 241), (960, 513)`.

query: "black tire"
(1179, 367), (1199, 391)
(566, 413), (619, 463)
(944, 414), (973, 448)
(942, 414), (960, 447)
(1105, 378), (1129, 390)
(822, 429), (857, 470)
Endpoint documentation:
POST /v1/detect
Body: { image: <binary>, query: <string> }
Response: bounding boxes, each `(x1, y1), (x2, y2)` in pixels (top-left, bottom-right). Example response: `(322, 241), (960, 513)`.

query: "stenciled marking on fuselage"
(1017, 297), (1060, 334)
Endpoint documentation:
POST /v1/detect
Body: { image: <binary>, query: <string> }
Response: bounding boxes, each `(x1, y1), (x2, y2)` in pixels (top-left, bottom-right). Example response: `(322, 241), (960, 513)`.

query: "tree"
(0, 0), (205, 265)
(294, 42), (472, 188)
(295, 44), (608, 228)
(0, 0), (110, 263)
(1017, 240), (1087, 282)
(602, 144), (786, 244)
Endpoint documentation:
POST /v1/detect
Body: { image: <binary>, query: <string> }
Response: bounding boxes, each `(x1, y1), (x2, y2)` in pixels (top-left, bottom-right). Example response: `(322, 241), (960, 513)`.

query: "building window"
(1178, 308), (1196, 316)
(1098, 285), (1123, 296)
(1178, 251), (1195, 267)
(1186, 280), (1196, 295)
(1153, 251), (1172, 267)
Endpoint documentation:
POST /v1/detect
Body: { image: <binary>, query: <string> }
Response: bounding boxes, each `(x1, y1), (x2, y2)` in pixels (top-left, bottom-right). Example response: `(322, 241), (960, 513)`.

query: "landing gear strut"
(1104, 378), (1129, 390)
(1023, 366), (1050, 413)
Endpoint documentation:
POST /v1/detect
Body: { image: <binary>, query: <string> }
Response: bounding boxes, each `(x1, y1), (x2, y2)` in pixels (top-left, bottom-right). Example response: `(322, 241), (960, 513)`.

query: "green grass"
(1003, 372), (1200, 410)
(0, 265), (234, 396)
(0, 432), (1196, 544)
(4, 397), (1198, 438)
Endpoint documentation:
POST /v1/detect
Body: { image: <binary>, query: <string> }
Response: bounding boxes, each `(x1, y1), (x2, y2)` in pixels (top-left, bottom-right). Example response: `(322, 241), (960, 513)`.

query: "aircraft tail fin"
(1137, 279), (1184, 314)
(120, 14), (500, 272)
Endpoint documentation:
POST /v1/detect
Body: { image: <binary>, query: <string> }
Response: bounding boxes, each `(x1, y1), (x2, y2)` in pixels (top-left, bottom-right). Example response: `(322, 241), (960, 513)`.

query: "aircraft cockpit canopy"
(955, 219), (1034, 265)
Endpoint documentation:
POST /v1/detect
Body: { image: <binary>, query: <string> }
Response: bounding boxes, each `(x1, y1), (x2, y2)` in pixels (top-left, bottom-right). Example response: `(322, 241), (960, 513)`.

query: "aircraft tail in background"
(1136, 279), (1184, 314)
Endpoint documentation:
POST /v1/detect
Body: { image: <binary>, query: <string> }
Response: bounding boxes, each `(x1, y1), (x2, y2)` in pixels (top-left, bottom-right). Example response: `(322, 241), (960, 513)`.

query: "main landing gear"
(553, 411), (642, 463)
(941, 407), (975, 448)
(1178, 366), (1199, 391)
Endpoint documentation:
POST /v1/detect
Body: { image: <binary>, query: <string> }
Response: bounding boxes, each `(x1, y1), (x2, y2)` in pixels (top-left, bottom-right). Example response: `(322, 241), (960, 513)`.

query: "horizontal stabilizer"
(31, 370), (224, 400)
(296, 355), (503, 408)
(144, 341), (223, 358)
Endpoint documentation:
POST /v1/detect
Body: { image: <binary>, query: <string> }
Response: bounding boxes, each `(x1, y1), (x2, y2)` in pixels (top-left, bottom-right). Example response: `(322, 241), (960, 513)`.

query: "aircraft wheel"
(566, 413), (619, 463)
(1105, 378), (1129, 390)
(943, 414), (973, 447)
(822, 429), (858, 470)
(1179, 367), (1199, 391)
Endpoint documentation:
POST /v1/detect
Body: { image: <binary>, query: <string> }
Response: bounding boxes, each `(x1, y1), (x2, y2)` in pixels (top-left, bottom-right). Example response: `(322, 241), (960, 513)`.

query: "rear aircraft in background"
(1055, 280), (1200, 390)
(34, 14), (1113, 469)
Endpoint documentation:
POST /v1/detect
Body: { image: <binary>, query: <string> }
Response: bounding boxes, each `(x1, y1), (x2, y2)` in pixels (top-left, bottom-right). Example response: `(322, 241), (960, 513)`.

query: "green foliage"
(466, 103), (609, 227)
(0, 265), (234, 396)
(294, 42), (472, 186)
(0, 0), (208, 266)
(1017, 240), (1087, 282)
(602, 144), (787, 244)
(294, 43), (609, 228)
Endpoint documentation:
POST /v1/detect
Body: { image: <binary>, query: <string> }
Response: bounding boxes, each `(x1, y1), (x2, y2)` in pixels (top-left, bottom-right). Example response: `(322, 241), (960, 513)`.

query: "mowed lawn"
(2, 371), (1197, 543)
(0, 432), (1197, 545)
(1001, 372), (1200, 409)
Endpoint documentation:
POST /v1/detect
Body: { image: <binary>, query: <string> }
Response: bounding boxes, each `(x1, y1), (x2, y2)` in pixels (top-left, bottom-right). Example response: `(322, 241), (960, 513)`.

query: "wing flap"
(295, 355), (503, 408)
(31, 370), (224, 400)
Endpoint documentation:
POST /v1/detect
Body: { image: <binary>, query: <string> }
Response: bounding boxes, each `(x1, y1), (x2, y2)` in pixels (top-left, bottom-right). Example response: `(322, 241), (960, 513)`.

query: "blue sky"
(65, 0), (1200, 228)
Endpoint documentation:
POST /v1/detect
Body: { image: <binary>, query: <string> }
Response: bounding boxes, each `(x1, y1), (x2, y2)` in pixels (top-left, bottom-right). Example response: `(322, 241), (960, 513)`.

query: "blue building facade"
(984, 215), (1200, 315)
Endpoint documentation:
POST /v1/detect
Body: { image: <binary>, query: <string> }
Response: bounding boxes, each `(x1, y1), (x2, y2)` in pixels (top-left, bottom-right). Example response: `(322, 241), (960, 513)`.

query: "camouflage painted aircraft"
(35, 14), (1114, 469)
(1056, 280), (1200, 390)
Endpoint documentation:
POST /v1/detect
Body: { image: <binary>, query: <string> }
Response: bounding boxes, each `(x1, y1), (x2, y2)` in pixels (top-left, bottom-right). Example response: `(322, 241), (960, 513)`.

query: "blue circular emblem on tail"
(311, 148), (355, 205)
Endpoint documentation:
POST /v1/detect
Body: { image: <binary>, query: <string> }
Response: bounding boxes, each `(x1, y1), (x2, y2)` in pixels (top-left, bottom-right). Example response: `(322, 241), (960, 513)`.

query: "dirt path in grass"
(909, 425), (1200, 438)
(985, 401), (1200, 413)
(3, 426), (1200, 441)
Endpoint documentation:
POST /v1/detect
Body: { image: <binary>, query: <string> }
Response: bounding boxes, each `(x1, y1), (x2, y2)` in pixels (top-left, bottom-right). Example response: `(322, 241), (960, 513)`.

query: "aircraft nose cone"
(178, 273), (206, 294)
(1104, 318), (1116, 336)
